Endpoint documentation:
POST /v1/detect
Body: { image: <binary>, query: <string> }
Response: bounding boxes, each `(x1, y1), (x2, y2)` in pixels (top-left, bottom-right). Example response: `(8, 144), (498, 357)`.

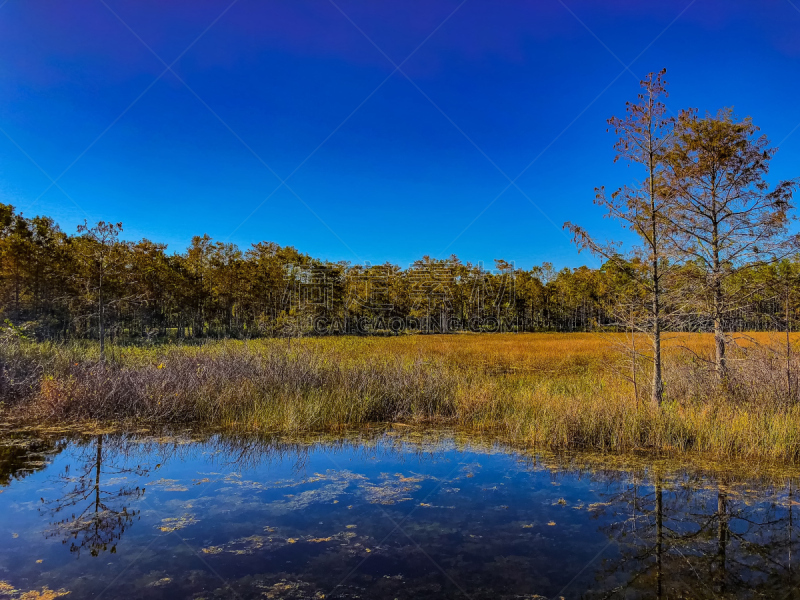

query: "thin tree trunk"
(711, 191), (726, 380)
(99, 265), (105, 364)
(650, 148), (664, 407)
(713, 281), (726, 380)
(787, 284), (792, 400)
(655, 474), (663, 600)
(716, 489), (728, 594)
(790, 481), (794, 581)
(94, 435), (102, 512)
(631, 320), (639, 405)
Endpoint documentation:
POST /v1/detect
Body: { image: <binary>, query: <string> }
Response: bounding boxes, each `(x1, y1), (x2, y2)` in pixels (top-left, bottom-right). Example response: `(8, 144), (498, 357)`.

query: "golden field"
(3, 332), (800, 461)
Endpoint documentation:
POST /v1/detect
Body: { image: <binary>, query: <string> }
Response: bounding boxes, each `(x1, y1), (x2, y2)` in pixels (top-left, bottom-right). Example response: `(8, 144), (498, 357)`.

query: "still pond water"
(1, 428), (799, 599)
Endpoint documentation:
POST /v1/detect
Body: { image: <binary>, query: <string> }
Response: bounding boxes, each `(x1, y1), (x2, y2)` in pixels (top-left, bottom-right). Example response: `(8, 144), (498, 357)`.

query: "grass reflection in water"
(0, 428), (799, 599)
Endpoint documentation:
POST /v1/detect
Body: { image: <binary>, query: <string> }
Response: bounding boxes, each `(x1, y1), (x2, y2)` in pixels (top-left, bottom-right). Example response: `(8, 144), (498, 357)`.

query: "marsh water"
(1, 429), (800, 599)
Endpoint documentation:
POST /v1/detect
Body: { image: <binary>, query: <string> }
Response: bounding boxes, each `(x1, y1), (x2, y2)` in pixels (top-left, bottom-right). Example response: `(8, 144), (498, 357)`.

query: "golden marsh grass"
(3, 332), (800, 462)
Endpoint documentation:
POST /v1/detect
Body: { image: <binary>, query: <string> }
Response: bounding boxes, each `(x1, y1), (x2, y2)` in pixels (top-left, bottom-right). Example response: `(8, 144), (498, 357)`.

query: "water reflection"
(588, 470), (799, 598)
(0, 432), (62, 485)
(0, 430), (798, 599)
(41, 435), (153, 557)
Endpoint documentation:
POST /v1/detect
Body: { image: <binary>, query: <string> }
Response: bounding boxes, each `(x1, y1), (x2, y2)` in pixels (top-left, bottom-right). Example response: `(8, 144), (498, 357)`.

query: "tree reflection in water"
(586, 468), (798, 599)
(2, 430), (800, 598)
(41, 435), (154, 557)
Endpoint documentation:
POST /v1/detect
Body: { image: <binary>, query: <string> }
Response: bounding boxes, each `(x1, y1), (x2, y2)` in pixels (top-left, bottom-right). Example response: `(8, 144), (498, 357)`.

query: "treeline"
(2, 72), (799, 352)
(0, 201), (798, 342)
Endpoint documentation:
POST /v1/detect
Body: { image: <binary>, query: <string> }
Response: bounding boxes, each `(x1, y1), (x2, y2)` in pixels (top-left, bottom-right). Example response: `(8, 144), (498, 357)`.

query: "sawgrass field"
(3, 332), (800, 461)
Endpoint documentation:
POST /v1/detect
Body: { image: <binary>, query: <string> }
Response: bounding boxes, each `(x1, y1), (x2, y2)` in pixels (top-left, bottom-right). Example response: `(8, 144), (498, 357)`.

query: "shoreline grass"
(3, 333), (800, 462)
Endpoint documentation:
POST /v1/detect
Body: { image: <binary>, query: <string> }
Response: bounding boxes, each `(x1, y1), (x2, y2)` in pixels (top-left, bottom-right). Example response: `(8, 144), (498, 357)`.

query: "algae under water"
(0, 428), (799, 599)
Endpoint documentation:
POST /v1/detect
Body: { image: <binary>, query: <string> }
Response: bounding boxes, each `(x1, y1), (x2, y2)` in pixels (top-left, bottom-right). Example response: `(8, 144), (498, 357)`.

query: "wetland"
(1, 427), (799, 599)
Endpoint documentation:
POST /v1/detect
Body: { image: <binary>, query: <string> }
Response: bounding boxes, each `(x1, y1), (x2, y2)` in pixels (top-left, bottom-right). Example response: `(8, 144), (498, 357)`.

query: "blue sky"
(1, 0), (799, 269)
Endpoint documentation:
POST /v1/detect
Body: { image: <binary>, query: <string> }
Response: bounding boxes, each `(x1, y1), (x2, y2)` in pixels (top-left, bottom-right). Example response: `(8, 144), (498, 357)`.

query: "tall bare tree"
(662, 109), (799, 380)
(565, 68), (676, 407)
(76, 221), (123, 362)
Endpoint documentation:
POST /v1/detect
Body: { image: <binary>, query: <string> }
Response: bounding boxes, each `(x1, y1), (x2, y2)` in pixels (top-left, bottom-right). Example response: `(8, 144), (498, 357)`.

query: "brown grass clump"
(3, 333), (800, 461)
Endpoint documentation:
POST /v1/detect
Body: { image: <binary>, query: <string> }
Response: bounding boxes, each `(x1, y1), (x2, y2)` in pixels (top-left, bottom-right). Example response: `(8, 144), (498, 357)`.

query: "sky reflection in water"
(0, 430), (799, 599)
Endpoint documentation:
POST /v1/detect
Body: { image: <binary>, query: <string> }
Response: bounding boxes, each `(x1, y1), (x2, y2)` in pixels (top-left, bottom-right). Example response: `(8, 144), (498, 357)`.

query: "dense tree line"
(1, 71), (798, 357)
(0, 201), (798, 344)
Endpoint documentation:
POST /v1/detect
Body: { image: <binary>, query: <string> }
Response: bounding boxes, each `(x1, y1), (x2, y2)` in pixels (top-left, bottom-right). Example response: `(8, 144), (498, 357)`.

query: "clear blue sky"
(1, 0), (798, 269)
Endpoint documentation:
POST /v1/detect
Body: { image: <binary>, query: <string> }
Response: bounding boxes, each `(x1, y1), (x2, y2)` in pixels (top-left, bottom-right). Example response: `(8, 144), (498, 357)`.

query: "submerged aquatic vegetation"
(0, 581), (70, 599)
(3, 333), (800, 461)
(157, 514), (197, 533)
